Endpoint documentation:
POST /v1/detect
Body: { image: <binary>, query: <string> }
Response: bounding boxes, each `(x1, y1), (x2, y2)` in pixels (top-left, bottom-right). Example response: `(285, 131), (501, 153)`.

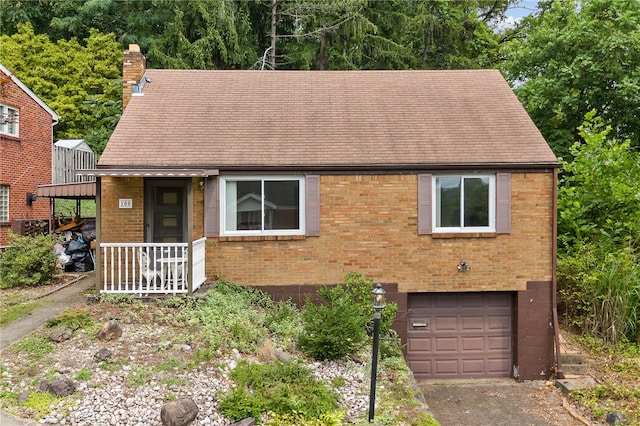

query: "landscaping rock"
(606, 412), (625, 425)
(49, 326), (73, 342)
(273, 348), (291, 362)
(94, 347), (113, 362)
(96, 320), (122, 340)
(160, 397), (199, 426)
(39, 379), (76, 396)
(17, 391), (29, 403)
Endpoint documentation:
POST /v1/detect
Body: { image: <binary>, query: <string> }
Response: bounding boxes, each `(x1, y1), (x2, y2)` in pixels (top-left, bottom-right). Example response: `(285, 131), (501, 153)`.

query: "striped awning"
(37, 182), (96, 199)
(75, 168), (218, 177)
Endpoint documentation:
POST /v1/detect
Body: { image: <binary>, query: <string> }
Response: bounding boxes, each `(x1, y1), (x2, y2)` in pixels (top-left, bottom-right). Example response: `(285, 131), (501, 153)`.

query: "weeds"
(10, 337), (55, 360)
(46, 308), (94, 330)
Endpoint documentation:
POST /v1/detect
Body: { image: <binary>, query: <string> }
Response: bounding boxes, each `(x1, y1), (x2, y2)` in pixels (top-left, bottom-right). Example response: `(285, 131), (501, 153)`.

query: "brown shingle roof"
(98, 70), (557, 170)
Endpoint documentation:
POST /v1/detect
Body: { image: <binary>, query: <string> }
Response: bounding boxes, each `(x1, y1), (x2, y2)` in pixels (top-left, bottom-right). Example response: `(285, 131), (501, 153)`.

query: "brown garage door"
(406, 292), (513, 379)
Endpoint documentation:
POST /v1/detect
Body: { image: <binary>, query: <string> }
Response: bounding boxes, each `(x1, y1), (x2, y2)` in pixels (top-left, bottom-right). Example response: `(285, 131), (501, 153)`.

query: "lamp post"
(368, 283), (386, 423)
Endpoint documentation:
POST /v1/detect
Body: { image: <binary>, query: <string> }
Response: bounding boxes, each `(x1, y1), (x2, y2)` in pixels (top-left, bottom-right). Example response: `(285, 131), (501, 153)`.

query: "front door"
(145, 180), (188, 243)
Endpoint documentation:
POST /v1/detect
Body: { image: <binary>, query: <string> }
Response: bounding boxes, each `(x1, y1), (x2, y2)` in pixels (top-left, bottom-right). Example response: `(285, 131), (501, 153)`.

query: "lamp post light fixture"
(368, 283), (386, 423)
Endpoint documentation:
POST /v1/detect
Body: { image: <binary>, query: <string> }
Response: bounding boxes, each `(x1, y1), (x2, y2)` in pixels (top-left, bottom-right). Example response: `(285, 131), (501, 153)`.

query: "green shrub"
(219, 360), (338, 422)
(344, 272), (398, 337)
(0, 232), (58, 289)
(298, 285), (368, 361)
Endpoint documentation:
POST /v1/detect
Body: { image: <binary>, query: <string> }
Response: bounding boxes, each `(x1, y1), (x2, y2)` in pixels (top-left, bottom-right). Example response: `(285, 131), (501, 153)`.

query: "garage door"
(406, 292), (513, 379)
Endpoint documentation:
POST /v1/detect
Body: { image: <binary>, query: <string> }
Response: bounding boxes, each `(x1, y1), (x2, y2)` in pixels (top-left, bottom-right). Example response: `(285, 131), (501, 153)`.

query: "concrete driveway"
(419, 379), (591, 426)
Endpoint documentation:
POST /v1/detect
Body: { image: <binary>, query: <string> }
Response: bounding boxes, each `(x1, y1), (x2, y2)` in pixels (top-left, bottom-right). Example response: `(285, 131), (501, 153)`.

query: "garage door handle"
(412, 322), (428, 328)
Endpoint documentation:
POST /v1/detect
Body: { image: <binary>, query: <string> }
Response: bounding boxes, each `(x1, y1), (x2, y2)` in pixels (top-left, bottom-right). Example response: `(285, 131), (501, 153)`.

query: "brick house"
(83, 45), (560, 381)
(0, 63), (59, 247)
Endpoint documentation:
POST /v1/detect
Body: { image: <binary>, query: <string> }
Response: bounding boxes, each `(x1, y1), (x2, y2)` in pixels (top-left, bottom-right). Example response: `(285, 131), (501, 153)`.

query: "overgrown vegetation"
(0, 232), (59, 289)
(567, 337), (640, 425)
(0, 275), (432, 425)
(557, 113), (640, 345)
(46, 308), (94, 331)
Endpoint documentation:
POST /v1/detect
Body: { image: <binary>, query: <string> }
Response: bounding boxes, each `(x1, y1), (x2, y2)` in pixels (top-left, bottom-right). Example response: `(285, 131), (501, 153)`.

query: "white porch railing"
(100, 238), (206, 295)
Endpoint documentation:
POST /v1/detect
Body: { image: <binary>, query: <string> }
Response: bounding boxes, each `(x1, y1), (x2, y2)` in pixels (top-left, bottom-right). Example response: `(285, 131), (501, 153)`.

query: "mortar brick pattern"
(0, 70), (54, 246)
(99, 172), (553, 294)
(201, 172), (554, 292)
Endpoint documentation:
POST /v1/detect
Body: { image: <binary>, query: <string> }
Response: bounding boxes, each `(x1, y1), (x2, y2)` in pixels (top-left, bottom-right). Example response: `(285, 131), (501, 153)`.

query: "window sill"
(0, 134), (20, 141)
(219, 235), (306, 242)
(432, 232), (497, 239)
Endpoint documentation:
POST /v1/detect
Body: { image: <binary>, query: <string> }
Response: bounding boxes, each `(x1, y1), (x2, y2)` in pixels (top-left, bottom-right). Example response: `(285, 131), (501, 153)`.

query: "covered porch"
(77, 168), (216, 295)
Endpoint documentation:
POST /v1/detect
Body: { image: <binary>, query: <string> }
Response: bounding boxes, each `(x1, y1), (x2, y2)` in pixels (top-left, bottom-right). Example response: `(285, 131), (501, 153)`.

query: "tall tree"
(500, 0), (640, 157)
(0, 23), (121, 154)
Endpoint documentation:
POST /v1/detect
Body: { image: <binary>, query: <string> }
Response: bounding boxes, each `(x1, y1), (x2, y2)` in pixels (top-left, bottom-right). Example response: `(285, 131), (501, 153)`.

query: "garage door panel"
(434, 337), (458, 352)
(433, 316), (457, 331)
(461, 315), (484, 331)
(434, 359), (459, 375)
(488, 357), (512, 374)
(407, 292), (513, 379)
(460, 293), (485, 308)
(488, 315), (511, 330)
(407, 337), (431, 352)
(407, 360), (433, 376)
(488, 335), (511, 351)
(461, 359), (485, 375)
(461, 336), (485, 351)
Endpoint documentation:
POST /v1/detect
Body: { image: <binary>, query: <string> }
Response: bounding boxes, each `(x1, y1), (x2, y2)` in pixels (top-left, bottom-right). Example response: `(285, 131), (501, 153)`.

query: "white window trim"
(220, 175), (306, 236)
(0, 104), (19, 137)
(432, 174), (496, 233)
(0, 185), (9, 222)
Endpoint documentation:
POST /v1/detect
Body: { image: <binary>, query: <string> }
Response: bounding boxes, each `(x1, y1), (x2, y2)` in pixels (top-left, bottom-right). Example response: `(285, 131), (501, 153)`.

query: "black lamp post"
(368, 283), (386, 423)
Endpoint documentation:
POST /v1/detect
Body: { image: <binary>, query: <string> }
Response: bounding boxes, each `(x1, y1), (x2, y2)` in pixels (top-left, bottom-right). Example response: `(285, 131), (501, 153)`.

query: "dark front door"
(145, 180), (188, 243)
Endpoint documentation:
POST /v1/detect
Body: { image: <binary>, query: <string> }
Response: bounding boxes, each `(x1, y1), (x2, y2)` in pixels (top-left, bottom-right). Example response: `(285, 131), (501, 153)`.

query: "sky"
(494, 0), (540, 31)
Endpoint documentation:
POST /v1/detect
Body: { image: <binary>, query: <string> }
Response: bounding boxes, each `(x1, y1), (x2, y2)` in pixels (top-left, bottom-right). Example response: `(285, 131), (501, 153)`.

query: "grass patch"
(0, 300), (49, 326)
(75, 368), (92, 381)
(46, 308), (94, 330)
(20, 391), (62, 419)
(9, 337), (55, 360)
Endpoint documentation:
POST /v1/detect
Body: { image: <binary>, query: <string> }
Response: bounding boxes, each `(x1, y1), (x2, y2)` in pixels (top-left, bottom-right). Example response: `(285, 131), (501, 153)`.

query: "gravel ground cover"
(0, 283), (431, 425)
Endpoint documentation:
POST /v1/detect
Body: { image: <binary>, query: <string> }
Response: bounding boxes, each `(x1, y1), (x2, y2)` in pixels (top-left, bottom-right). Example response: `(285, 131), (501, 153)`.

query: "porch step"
(556, 376), (599, 394)
(558, 332), (590, 377)
(561, 352), (589, 376)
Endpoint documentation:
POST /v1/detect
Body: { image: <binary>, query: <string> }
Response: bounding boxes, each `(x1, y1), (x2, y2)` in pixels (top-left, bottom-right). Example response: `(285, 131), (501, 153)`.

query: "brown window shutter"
(204, 176), (219, 237)
(305, 175), (320, 236)
(496, 173), (511, 234)
(418, 174), (432, 235)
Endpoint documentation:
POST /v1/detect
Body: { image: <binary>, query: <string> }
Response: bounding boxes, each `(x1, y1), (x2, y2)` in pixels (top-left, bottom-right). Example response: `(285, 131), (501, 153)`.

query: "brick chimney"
(122, 44), (146, 110)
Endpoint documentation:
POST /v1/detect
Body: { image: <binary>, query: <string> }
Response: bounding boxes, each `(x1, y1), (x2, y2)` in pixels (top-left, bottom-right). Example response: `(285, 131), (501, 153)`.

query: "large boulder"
(160, 398), (199, 426)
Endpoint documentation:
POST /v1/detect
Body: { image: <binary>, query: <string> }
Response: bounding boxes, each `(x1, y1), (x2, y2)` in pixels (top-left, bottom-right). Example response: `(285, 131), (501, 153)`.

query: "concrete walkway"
(0, 273), (95, 426)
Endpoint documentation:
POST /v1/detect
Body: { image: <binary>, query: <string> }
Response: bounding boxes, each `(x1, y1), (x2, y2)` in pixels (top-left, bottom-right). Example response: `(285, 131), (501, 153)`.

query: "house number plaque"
(119, 199), (133, 209)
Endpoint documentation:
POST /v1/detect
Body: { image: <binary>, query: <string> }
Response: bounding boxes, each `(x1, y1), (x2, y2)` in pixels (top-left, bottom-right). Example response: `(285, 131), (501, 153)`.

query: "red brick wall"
(0, 71), (54, 246)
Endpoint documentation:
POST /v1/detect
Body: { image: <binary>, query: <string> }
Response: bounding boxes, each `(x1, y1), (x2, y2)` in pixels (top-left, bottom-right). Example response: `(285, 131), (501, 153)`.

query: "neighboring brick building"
(83, 45), (560, 381)
(0, 63), (59, 247)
